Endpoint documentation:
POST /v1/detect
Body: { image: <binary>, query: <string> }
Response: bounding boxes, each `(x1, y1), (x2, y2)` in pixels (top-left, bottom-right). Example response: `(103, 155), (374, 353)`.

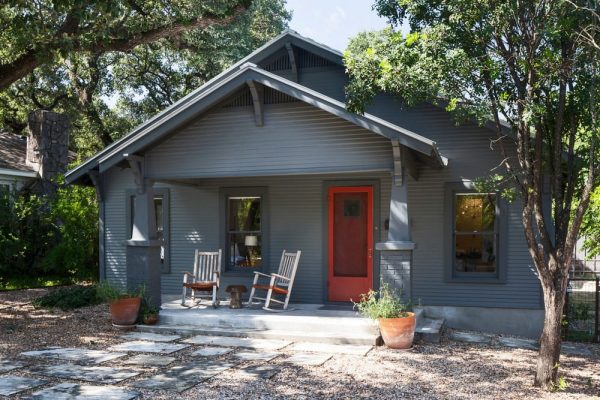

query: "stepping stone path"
(29, 364), (140, 384)
(448, 330), (493, 345)
(108, 340), (188, 354)
(287, 342), (372, 356)
(183, 335), (291, 350)
(120, 332), (180, 342)
(238, 365), (279, 380)
(232, 351), (281, 362)
(133, 361), (236, 393)
(123, 354), (176, 367)
(21, 347), (127, 364)
(24, 383), (139, 400)
(0, 375), (47, 396)
(0, 359), (26, 372)
(497, 336), (539, 350)
(192, 347), (234, 357)
(284, 353), (332, 366)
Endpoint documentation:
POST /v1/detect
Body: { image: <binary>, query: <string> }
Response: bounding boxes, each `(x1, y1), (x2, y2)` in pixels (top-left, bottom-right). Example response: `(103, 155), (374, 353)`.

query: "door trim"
(321, 180), (386, 304)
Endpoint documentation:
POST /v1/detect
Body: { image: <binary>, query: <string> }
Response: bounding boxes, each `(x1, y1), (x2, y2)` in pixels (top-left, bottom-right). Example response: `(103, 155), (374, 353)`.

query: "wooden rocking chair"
(181, 249), (222, 308)
(248, 250), (301, 311)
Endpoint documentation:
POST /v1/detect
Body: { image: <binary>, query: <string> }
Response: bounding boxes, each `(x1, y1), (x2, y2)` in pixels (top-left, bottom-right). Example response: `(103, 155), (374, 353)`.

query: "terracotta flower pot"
(109, 296), (141, 326)
(379, 312), (416, 349)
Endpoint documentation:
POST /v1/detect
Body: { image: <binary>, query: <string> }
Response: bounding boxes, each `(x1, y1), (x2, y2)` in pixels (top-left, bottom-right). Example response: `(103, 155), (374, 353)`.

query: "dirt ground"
(1, 287), (599, 399)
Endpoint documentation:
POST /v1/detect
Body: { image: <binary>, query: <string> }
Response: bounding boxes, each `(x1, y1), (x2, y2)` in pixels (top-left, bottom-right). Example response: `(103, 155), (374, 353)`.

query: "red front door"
(328, 186), (373, 302)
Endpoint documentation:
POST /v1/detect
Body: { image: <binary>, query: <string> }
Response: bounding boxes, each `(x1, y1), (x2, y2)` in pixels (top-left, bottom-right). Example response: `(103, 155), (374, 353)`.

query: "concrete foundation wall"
(417, 305), (544, 338)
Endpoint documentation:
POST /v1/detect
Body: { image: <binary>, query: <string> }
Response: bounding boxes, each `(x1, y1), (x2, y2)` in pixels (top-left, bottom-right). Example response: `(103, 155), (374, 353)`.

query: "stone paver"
(284, 353), (332, 366)
(108, 341), (188, 354)
(133, 361), (236, 393)
(182, 335), (291, 350)
(562, 343), (593, 356)
(232, 351), (281, 362)
(497, 336), (539, 350)
(120, 332), (181, 342)
(287, 342), (372, 356)
(29, 364), (140, 384)
(24, 382), (139, 400)
(238, 365), (279, 379)
(192, 347), (234, 357)
(0, 359), (26, 372)
(0, 375), (47, 396)
(122, 354), (176, 367)
(449, 330), (493, 345)
(20, 347), (126, 364)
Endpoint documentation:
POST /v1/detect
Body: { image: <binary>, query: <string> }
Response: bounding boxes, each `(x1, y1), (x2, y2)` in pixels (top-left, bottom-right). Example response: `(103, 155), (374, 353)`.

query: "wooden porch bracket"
(246, 80), (264, 127)
(401, 146), (419, 181)
(285, 42), (298, 82)
(124, 153), (145, 193)
(88, 170), (104, 202)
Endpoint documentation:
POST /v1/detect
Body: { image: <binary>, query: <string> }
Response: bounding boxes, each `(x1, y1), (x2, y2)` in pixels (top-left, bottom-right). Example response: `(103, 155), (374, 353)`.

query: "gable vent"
(264, 53), (291, 71)
(297, 48), (337, 68)
(222, 86), (298, 108)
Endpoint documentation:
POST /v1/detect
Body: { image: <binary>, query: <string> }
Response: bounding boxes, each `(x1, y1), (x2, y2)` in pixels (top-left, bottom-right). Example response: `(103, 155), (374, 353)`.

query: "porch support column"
(125, 154), (161, 309)
(375, 140), (415, 302)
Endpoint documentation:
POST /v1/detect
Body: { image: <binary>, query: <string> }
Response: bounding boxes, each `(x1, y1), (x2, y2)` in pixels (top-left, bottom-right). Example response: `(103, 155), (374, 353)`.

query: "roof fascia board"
(0, 168), (38, 178)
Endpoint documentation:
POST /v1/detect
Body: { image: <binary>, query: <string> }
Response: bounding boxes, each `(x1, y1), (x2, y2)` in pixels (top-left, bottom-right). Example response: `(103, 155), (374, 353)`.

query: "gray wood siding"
(145, 102), (393, 179)
(103, 167), (134, 289)
(102, 171), (391, 303)
(400, 104), (542, 309)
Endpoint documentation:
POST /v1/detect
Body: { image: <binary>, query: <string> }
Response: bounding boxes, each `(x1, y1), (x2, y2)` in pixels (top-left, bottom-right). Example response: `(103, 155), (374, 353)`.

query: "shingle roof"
(0, 132), (34, 172)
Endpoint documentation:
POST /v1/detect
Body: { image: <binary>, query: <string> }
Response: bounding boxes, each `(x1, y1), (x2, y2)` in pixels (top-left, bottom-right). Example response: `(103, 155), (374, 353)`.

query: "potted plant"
(97, 281), (142, 328)
(139, 291), (160, 325)
(354, 283), (416, 349)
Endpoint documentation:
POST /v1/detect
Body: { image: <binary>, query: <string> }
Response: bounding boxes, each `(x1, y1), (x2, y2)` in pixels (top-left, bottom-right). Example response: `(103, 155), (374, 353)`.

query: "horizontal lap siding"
(394, 104), (542, 309)
(103, 168), (134, 289)
(145, 102), (392, 179)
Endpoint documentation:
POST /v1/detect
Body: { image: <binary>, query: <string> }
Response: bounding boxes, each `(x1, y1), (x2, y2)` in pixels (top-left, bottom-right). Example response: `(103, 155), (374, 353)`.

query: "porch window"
(453, 193), (497, 274)
(226, 196), (262, 271)
(127, 188), (170, 273)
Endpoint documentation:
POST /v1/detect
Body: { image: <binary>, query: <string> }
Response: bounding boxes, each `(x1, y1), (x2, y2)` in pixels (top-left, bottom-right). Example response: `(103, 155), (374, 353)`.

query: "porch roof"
(66, 34), (446, 186)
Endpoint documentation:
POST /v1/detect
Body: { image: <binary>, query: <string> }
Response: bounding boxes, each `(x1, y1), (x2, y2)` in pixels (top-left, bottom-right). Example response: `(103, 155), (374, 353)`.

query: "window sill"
(446, 276), (506, 284)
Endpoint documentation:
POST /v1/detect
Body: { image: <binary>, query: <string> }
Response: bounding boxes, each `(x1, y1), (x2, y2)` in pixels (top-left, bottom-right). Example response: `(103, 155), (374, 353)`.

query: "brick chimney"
(26, 110), (70, 195)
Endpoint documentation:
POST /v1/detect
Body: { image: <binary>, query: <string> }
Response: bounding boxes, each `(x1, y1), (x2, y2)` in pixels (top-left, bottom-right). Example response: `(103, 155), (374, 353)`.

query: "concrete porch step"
(136, 324), (378, 346)
(414, 317), (445, 343)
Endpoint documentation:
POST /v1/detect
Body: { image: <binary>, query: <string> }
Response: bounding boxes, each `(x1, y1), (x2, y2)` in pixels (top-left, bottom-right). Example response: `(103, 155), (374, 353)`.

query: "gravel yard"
(1, 287), (599, 399)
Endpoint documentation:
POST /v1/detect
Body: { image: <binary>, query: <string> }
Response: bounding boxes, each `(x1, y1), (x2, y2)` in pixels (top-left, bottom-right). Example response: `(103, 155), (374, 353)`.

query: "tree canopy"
(0, 0), (290, 157)
(345, 0), (599, 389)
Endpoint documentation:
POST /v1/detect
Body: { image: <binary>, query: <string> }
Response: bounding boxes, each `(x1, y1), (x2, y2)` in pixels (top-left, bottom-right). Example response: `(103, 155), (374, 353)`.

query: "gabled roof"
(66, 31), (445, 185)
(0, 132), (36, 174)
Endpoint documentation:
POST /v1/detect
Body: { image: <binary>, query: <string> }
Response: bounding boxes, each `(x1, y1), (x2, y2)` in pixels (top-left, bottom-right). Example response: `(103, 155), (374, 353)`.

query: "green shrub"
(96, 280), (144, 302)
(32, 285), (102, 310)
(353, 282), (411, 319)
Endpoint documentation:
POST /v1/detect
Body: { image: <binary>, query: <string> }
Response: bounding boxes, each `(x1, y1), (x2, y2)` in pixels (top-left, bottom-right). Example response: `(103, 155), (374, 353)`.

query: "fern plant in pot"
(354, 283), (415, 349)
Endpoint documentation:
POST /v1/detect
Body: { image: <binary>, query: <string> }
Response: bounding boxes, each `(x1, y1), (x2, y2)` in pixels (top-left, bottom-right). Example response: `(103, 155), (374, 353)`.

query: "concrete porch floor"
(138, 295), (380, 345)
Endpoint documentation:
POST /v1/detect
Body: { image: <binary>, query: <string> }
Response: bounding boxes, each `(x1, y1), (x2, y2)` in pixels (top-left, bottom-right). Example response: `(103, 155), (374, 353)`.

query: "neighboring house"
(66, 30), (543, 338)
(0, 111), (70, 194)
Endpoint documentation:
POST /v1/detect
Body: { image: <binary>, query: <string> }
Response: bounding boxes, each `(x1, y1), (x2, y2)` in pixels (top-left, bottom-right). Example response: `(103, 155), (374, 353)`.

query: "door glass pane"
(227, 196), (261, 269)
(333, 192), (367, 277)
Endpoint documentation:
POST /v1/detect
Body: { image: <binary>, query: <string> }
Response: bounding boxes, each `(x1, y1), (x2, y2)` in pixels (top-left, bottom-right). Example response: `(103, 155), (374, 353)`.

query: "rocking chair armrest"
(271, 273), (291, 281)
(253, 271), (271, 278)
(183, 271), (196, 277)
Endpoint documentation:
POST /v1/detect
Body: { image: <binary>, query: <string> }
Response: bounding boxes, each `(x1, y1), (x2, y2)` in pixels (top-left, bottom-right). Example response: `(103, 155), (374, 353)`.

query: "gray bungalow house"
(66, 30), (543, 338)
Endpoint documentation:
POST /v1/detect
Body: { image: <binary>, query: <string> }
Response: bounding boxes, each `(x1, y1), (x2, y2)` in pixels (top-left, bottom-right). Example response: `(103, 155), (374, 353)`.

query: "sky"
(285, 0), (390, 52)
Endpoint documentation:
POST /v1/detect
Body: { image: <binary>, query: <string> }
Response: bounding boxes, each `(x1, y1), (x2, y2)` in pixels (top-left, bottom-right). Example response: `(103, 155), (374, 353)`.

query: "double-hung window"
(222, 188), (267, 273)
(445, 183), (505, 282)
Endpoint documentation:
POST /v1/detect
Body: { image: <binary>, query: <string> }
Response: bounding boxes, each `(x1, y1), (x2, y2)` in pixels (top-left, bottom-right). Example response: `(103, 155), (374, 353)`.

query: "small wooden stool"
(225, 285), (247, 309)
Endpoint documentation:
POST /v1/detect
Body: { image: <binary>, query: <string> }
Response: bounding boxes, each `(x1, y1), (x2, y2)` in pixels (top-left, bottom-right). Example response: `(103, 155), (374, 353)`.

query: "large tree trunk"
(535, 272), (568, 389)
